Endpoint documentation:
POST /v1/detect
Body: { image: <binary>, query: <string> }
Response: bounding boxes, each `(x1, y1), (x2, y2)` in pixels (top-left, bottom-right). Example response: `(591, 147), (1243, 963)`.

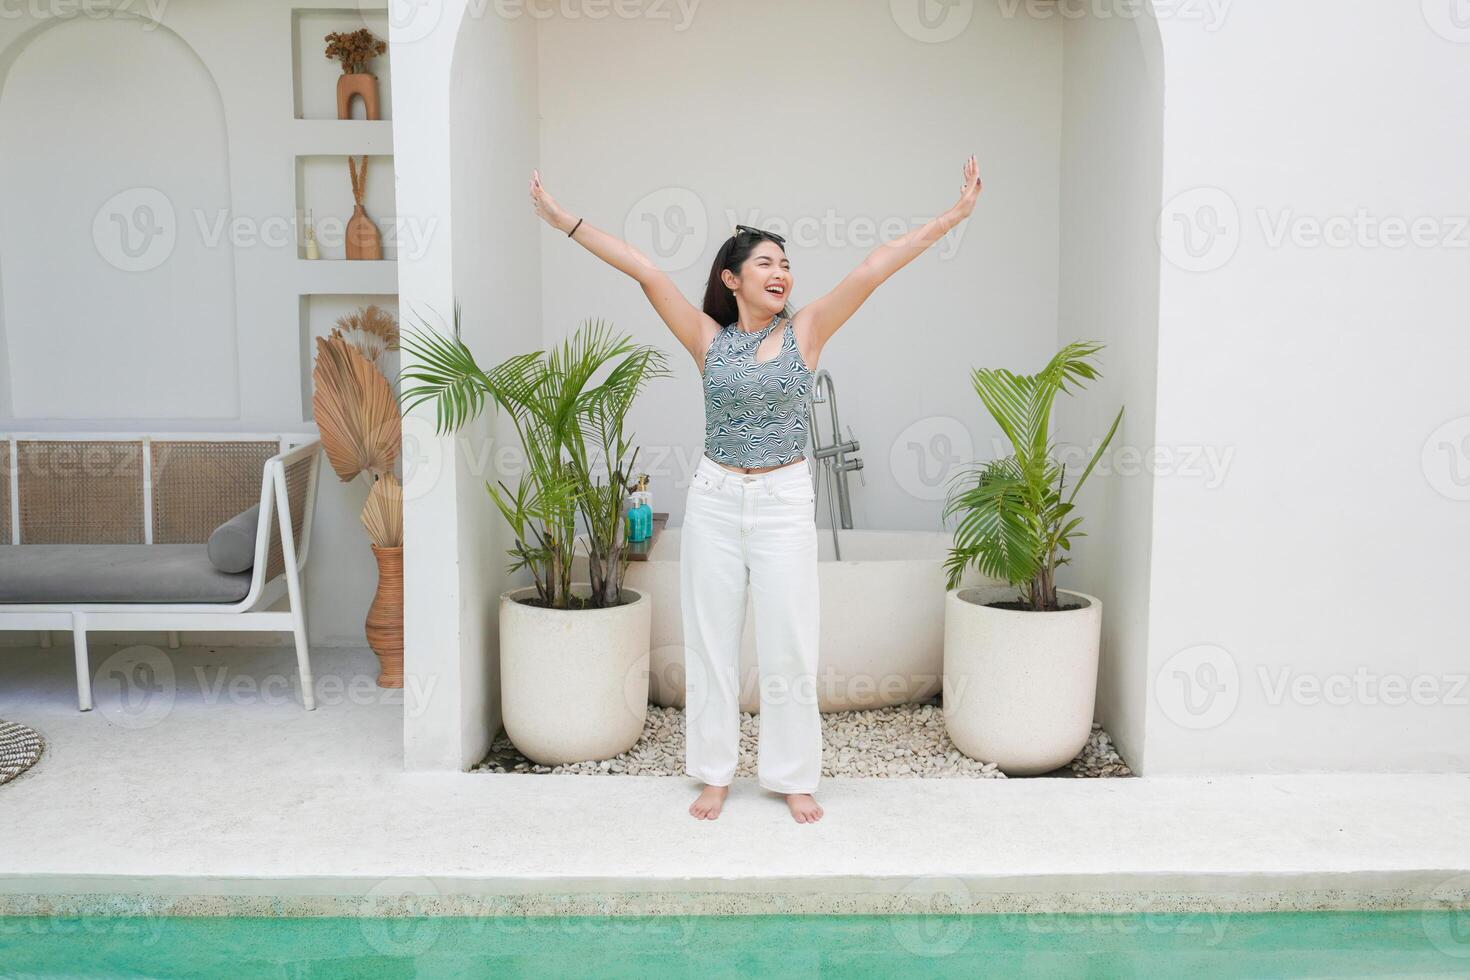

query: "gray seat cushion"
(0, 545), (253, 604)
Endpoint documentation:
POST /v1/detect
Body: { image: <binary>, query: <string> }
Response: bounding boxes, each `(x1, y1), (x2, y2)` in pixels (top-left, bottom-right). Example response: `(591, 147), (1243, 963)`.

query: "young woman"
(529, 156), (983, 822)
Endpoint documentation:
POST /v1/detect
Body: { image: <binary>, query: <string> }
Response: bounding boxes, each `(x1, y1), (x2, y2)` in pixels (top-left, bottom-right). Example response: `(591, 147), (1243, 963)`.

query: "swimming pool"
(2, 911), (1465, 977)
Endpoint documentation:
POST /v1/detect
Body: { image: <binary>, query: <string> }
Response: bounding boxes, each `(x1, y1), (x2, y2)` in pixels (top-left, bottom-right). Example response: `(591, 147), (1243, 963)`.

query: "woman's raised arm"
(530, 169), (718, 366)
(792, 155), (982, 366)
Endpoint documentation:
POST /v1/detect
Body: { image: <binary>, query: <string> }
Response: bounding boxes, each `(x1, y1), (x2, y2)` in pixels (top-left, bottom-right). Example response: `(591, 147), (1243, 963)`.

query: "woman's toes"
(784, 794), (823, 823)
(690, 785), (727, 820)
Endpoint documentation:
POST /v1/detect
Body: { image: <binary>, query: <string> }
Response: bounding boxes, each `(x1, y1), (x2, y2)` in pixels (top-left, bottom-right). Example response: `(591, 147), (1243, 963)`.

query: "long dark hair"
(701, 227), (795, 328)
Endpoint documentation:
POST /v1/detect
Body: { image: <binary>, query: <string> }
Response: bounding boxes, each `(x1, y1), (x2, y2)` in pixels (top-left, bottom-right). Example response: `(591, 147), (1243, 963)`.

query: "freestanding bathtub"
(624, 528), (990, 713)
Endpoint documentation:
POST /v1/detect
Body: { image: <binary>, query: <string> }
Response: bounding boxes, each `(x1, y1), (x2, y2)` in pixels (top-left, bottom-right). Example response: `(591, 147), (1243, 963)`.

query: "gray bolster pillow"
(207, 504), (260, 573)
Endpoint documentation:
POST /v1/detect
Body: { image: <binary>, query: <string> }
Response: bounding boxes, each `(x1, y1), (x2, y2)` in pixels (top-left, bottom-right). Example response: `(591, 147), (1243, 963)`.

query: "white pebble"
(475, 704), (1133, 779)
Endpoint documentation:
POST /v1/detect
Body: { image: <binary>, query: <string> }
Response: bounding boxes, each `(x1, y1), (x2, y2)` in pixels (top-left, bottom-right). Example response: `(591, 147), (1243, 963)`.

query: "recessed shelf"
(292, 119), (394, 156)
(292, 8), (392, 121)
(294, 154), (396, 261)
(294, 259), (398, 295)
(299, 293), (399, 421)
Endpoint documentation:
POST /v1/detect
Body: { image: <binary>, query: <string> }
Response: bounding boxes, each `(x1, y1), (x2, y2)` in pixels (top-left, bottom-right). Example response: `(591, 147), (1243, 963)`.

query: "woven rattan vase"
(367, 544), (403, 688)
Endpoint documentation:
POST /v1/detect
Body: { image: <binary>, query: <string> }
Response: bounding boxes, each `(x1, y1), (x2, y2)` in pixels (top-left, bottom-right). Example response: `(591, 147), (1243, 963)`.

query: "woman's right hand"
(953, 154), (982, 220)
(529, 168), (575, 233)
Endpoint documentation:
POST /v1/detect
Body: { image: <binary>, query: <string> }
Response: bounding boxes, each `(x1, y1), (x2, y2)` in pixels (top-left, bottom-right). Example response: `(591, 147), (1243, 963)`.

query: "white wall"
(1054, 10), (1165, 772)
(1143, 2), (1470, 772)
(441, 4), (543, 765)
(0, 2), (398, 649)
(393, 0), (545, 770)
(0, 16), (238, 420)
(0, 275), (9, 420)
(535, 0), (1063, 533)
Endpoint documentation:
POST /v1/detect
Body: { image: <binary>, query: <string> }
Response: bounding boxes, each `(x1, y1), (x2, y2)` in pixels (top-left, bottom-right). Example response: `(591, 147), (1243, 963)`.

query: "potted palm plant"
(401, 316), (668, 765)
(942, 341), (1123, 775)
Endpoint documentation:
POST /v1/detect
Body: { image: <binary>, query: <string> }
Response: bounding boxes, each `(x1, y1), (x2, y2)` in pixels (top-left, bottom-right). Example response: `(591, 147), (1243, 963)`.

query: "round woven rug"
(0, 720), (44, 785)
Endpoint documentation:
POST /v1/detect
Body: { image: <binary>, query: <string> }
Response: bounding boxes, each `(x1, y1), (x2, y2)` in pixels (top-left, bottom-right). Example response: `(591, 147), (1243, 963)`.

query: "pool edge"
(3, 869), (1468, 917)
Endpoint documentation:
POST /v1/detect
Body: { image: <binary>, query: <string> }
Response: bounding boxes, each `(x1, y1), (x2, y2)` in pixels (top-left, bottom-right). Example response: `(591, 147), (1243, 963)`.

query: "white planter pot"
(943, 586), (1101, 776)
(499, 586), (651, 766)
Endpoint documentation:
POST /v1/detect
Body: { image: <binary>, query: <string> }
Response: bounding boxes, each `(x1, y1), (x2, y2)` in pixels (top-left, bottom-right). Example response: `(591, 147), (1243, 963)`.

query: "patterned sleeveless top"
(702, 313), (813, 468)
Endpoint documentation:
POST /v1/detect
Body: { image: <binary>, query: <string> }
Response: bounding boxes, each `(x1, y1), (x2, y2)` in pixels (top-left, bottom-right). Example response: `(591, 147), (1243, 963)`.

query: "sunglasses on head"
(733, 224), (786, 245)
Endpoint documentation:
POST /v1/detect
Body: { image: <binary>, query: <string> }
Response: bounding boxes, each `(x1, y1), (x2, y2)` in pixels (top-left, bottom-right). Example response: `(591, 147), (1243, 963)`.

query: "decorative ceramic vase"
(366, 544), (403, 688)
(345, 204), (382, 260)
(337, 73), (380, 120)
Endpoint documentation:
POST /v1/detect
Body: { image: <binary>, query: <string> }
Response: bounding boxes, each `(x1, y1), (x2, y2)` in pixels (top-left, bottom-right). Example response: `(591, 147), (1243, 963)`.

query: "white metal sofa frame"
(0, 433), (323, 712)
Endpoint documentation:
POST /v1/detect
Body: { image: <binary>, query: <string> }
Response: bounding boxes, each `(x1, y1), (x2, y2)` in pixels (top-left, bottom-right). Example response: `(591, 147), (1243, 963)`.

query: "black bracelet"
(567, 217), (583, 238)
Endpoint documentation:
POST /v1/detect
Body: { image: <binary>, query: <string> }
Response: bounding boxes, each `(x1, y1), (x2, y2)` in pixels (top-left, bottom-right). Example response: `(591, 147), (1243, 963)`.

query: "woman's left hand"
(954, 154), (983, 218)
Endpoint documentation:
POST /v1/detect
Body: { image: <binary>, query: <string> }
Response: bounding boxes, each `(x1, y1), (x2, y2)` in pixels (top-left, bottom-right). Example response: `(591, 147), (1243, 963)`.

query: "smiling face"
(721, 239), (792, 323)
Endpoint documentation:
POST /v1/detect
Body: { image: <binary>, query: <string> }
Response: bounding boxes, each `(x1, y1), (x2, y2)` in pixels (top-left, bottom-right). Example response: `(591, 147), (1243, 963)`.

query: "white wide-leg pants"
(681, 455), (822, 795)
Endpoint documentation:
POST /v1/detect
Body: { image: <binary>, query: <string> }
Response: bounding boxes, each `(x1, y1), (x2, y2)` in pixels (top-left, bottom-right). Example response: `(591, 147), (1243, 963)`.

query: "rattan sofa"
(0, 433), (323, 711)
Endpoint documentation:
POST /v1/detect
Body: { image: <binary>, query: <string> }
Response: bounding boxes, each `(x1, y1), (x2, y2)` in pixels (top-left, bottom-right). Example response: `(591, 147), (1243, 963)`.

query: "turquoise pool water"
(2, 911), (1467, 977)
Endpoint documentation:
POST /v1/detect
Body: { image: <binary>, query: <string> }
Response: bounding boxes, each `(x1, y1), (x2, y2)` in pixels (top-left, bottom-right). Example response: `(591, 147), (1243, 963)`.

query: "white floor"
(3, 642), (1470, 917)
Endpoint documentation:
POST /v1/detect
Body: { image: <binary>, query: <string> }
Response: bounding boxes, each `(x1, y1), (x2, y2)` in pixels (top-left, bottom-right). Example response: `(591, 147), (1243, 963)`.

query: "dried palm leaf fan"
(333, 304), (399, 365)
(361, 473), (403, 548)
(312, 328), (405, 688)
(312, 334), (399, 482)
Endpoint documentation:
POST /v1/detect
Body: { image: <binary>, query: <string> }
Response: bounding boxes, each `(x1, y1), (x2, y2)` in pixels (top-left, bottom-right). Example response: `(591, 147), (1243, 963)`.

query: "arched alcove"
(0, 15), (236, 419)
(422, 0), (1166, 771)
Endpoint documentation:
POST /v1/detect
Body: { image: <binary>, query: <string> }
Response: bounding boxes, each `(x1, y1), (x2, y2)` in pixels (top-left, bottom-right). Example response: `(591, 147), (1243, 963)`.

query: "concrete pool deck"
(2, 643), (1468, 917)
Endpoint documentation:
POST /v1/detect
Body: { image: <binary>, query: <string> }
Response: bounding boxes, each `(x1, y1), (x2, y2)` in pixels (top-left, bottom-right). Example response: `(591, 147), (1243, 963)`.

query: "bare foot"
(784, 793), (824, 824)
(689, 784), (728, 820)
